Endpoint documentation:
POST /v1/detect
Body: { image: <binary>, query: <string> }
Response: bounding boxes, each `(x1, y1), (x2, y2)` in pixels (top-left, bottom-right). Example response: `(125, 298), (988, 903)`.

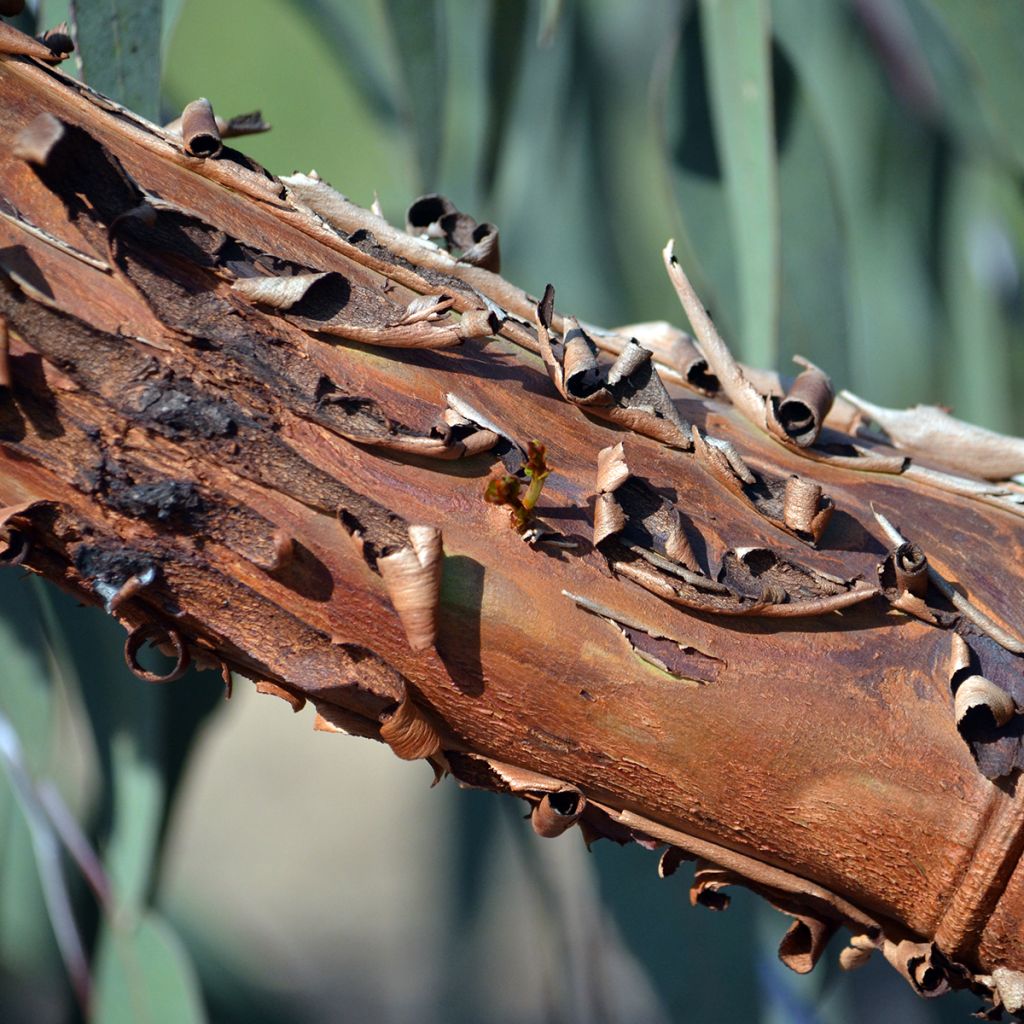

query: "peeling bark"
(3, 39), (1024, 1014)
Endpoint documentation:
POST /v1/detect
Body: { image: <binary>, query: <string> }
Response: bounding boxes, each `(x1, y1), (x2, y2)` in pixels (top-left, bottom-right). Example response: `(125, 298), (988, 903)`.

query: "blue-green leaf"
(69, 0), (163, 120)
(381, 0), (447, 191)
(699, 0), (779, 368)
(92, 912), (206, 1024)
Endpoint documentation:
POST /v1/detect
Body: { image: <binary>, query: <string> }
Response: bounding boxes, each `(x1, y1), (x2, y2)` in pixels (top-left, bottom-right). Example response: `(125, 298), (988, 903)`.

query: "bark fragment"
(536, 288), (692, 449)
(377, 525), (443, 651)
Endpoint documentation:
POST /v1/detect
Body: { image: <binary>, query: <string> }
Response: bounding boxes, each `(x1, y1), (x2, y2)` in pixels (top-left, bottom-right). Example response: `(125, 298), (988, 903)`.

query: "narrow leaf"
(92, 912), (206, 1024)
(69, 0), (163, 121)
(382, 0), (447, 190)
(699, 0), (779, 368)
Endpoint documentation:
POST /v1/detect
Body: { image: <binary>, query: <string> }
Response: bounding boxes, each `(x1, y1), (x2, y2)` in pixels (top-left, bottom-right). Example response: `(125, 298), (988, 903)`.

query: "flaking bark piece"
(611, 543), (876, 619)
(37, 24), (74, 60)
(881, 939), (951, 997)
(562, 589), (722, 684)
(536, 289), (691, 449)
(873, 507), (1024, 655)
(179, 98), (223, 159)
(313, 383), (500, 461)
(0, 20), (68, 62)
(231, 270), (337, 310)
(531, 787), (586, 838)
(286, 273), (499, 348)
(378, 689), (442, 760)
(662, 243), (906, 474)
(255, 679), (305, 712)
(689, 862), (838, 974)
(593, 442), (696, 568)
(612, 321), (720, 396)
(0, 499), (57, 566)
(442, 392), (522, 472)
(166, 109), (270, 140)
(377, 525), (443, 651)
(766, 357), (835, 448)
(406, 194), (501, 273)
(693, 428), (834, 546)
(949, 634), (1019, 780)
(876, 542), (945, 625)
(840, 390), (1024, 481)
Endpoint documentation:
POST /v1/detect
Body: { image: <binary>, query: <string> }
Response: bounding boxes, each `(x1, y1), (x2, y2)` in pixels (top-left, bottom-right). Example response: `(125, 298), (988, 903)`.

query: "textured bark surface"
(2, 39), (1024, 1014)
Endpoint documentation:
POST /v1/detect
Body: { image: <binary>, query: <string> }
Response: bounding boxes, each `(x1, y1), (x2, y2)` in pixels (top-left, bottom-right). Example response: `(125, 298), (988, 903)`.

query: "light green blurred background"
(3, 0), (1023, 1021)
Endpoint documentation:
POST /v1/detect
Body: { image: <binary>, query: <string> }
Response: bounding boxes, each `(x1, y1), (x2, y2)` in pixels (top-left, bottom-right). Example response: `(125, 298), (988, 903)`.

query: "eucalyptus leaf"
(382, 0), (447, 191)
(92, 911), (206, 1024)
(69, 0), (163, 121)
(699, 0), (779, 368)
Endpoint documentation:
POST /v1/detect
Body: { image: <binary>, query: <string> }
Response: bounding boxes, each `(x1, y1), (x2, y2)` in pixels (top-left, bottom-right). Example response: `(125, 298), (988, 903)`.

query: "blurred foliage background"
(2, 0), (1023, 1021)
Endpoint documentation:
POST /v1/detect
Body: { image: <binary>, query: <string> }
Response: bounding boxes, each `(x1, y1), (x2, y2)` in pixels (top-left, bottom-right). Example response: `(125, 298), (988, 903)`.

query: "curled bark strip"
(893, 542), (928, 597)
(166, 109), (270, 140)
(881, 939), (950, 997)
(377, 525), (443, 651)
(777, 913), (838, 975)
(612, 545), (876, 619)
(536, 290), (692, 450)
(406, 193), (501, 272)
(443, 392), (522, 471)
(840, 389), (1024, 481)
(531, 787), (586, 838)
(766, 357), (834, 448)
(37, 24), (73, 61)
(231, 271), (334, 309)
(0, 499), (56, 566)
(562, 589), (719, 665)
(874, 508), (1024, 655)
(0, 20), (68, 62)
(663, 243), (906, 474)
(690, 860), (733, 910)
(783, 476), (834, 542)
(693, 428), (834, 545)
(593, 443), (697, 569)
(124, 623), (190, 684)
(839, 943), (873, 971)
(106, 568), (156, 613)
(255, 679), (305, 712)
(379, 692), (442, 760)
(658, 847), (694, 878)
(315, 307), (497, 349)
(179, 98), (223, 158)
(612, 321), (720, 396)
(0, 202), (111, 271)
(955, 675), (1015, 735)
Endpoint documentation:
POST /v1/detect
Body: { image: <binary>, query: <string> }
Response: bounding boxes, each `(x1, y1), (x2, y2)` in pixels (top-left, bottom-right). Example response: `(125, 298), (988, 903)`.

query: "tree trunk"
(3, 38), (1024, 1015)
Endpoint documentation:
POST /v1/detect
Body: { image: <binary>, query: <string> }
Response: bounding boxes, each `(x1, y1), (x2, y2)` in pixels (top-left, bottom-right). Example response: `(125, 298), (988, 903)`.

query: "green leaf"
(773, 0), (937, 406)
(941, 156), (1021, 434)
(480, 0), (529, 196)
(921, 0), (1024, 173)
(286, 0), (399, 121)
(92, 911), (206, 1024)
(699, 0), (780, 368)
(382, 0), (447, 191)
(69, 0), (163, 120)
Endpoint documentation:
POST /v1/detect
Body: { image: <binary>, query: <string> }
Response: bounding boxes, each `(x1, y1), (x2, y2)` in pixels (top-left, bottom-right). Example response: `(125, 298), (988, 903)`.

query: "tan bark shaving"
(874, 508), (1024, 654)
(840, 390), (1024, 481)
(231, 271), (332, 309)
(530, 788), (586, 838)
(255, 679), (305, 712)
(0, 20), (68, 63)
(378, 691), (442, 760)
(377, 525), (443, 651)
(178, 98), (222, 159)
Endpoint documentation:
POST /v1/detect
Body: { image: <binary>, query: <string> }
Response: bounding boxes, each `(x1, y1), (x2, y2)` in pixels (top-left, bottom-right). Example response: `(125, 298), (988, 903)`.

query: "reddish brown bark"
(2, 36), (1024, 1014)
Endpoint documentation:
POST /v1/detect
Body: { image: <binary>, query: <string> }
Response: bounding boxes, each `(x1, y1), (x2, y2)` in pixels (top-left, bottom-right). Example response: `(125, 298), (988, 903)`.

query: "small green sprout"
(484, 441), (551, 534)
